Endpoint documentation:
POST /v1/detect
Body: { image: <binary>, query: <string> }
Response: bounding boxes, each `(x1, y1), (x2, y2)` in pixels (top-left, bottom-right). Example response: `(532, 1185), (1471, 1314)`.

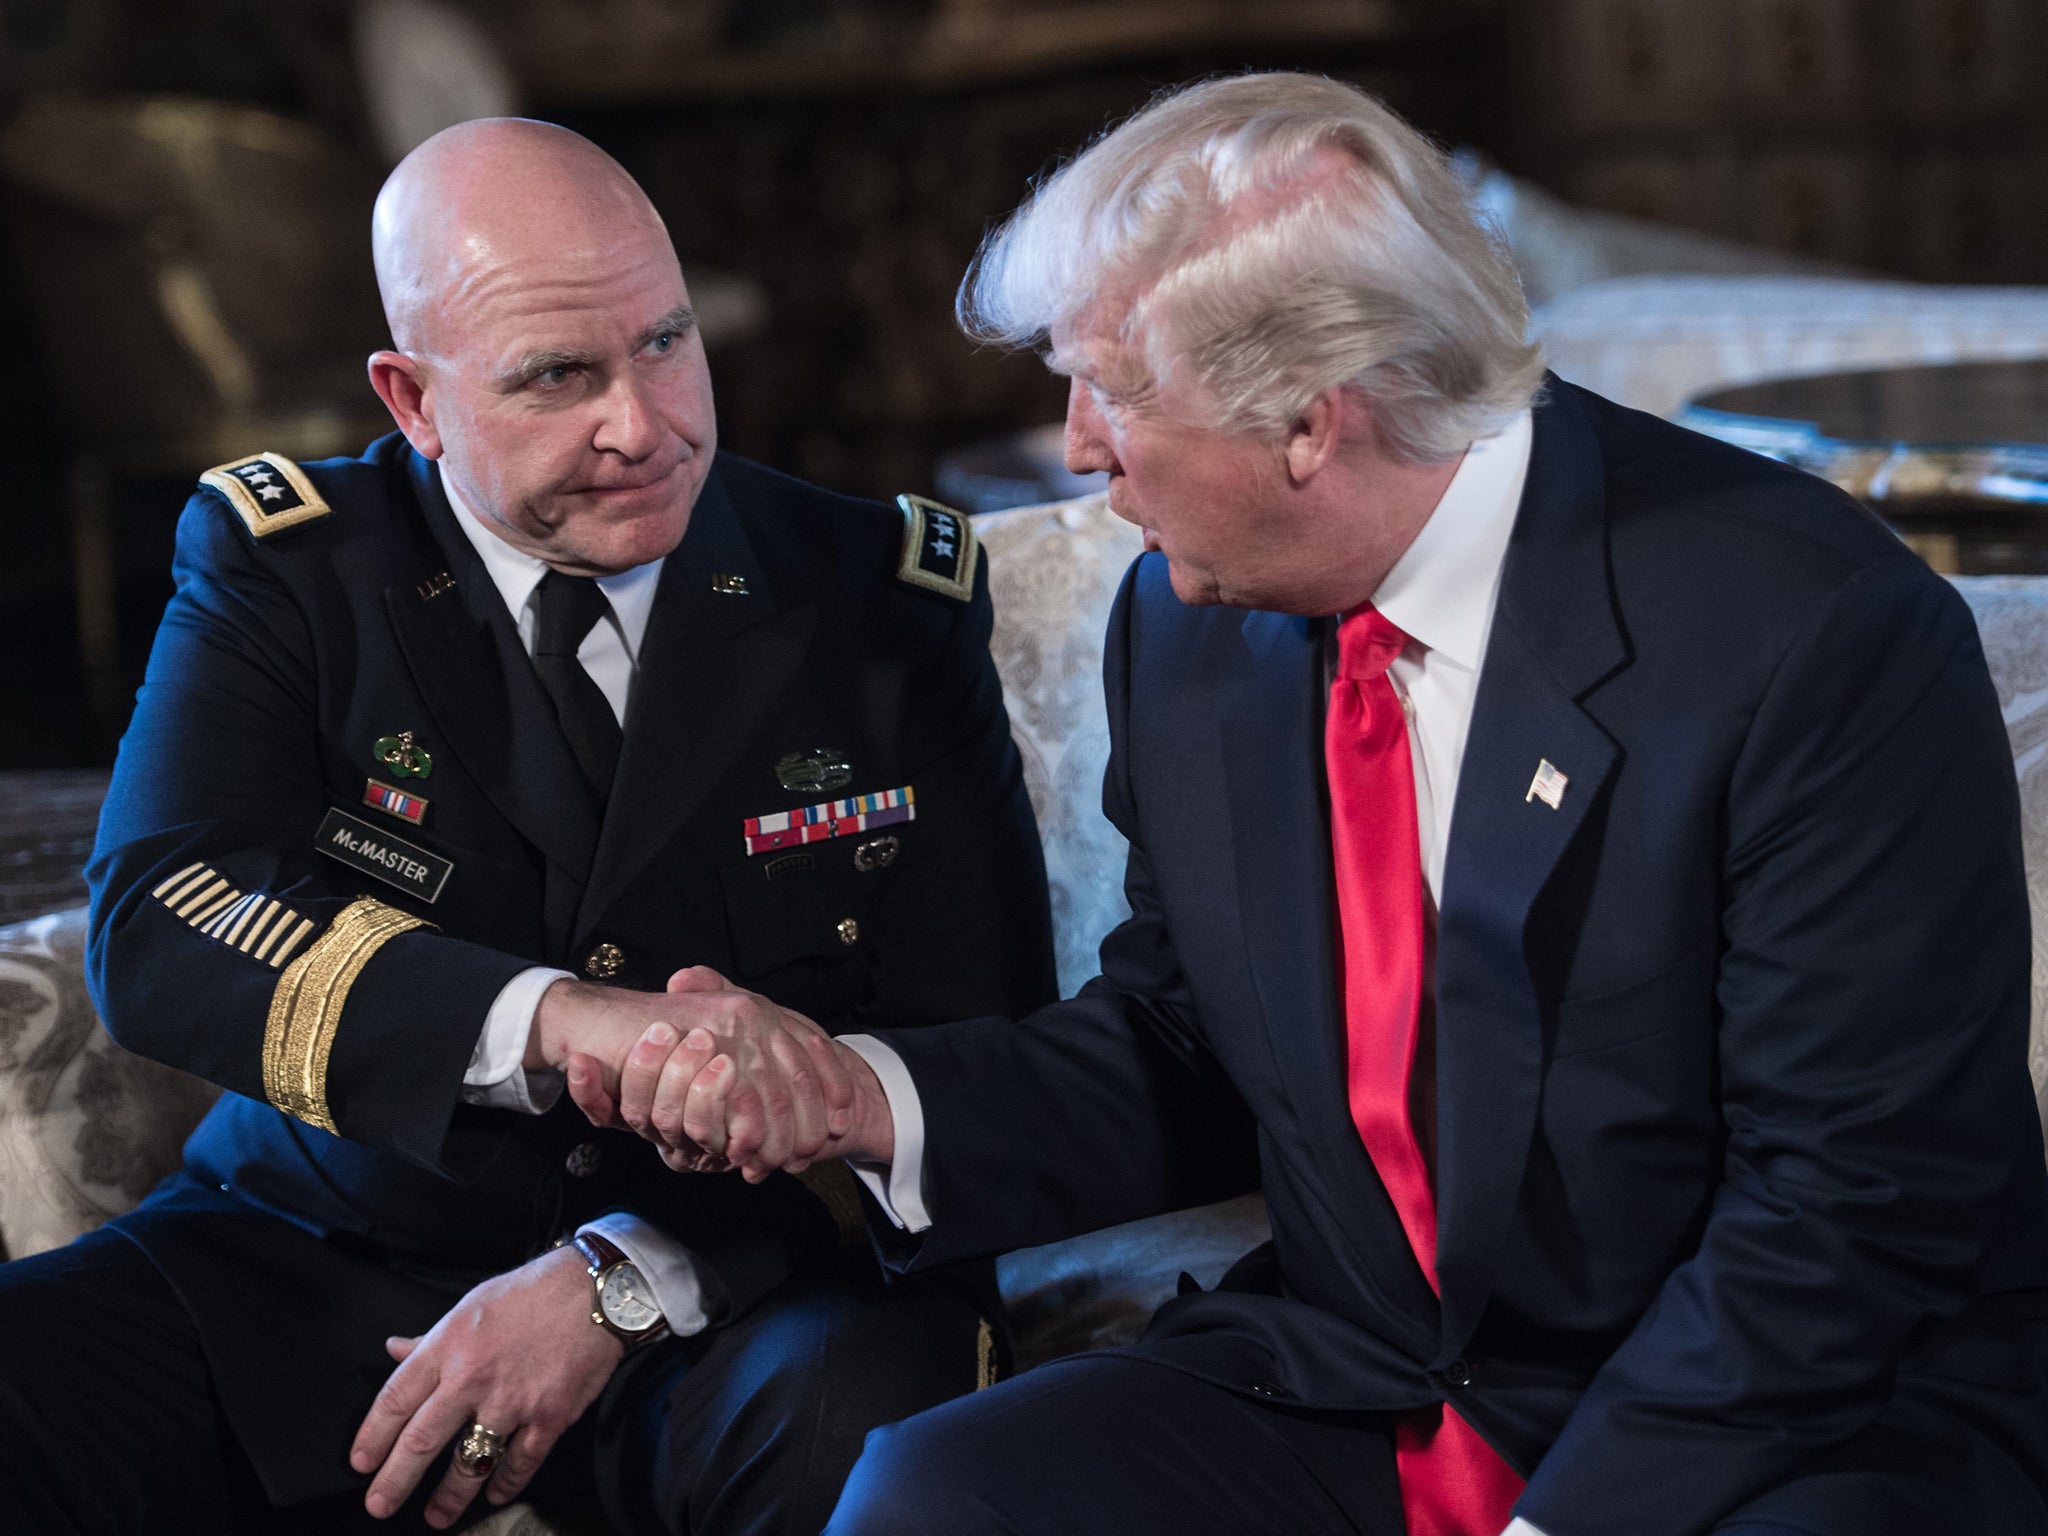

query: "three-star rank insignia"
(200, 452), (332, 540)
(895, 494), (979, 603)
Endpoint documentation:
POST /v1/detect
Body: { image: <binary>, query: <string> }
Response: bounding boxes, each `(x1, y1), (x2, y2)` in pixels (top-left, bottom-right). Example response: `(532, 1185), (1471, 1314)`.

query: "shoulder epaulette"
(200, 452), (332, 540)
(894, 494), (979, 603)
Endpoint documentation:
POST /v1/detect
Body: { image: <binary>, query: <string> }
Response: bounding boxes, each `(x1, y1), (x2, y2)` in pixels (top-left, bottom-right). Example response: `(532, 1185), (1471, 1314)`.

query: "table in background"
(1678, 359), (2048, 574)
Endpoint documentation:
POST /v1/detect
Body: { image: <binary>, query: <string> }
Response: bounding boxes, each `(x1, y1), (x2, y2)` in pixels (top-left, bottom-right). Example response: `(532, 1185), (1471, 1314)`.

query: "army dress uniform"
(0, 434), (1055, 1534)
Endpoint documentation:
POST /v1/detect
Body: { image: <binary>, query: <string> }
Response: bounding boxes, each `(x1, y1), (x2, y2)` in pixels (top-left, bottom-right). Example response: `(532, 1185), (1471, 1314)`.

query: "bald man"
(0, 120), (1055, 1534)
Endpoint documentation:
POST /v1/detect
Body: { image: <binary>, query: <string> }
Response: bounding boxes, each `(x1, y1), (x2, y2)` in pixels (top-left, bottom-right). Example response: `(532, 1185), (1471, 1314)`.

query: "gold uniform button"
(836, 918), (860, 946)
(585, 942), (625, 979)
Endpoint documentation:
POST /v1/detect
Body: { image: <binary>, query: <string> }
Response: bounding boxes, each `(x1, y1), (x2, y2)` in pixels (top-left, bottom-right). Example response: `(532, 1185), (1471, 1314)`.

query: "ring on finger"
(454, 1421), (511, 1477)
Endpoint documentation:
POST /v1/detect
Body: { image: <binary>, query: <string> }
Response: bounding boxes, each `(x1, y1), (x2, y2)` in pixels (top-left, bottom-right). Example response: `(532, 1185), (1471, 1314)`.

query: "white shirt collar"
(438, 465), (665, 660)
(1369, 408), (1533, 672)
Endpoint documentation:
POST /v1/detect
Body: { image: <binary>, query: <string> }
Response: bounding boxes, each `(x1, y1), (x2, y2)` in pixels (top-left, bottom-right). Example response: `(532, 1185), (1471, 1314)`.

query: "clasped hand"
(546, 966), (891, 1179)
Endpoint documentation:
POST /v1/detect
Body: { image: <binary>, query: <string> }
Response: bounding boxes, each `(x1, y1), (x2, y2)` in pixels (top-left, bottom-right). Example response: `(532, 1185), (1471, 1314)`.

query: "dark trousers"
(824, 1352), (1409, 1536)
(0, 1225), (985, 1536)
(821, 1332), (2048, 1536)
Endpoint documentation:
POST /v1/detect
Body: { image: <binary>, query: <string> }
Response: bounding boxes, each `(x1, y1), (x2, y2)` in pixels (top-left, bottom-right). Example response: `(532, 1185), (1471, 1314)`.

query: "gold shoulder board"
(200, 452), (332, 540)
(894, 494), (979, 603)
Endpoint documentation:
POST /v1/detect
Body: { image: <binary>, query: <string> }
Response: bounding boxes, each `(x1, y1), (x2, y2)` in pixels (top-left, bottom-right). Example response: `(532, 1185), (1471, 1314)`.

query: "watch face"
(598, 1262), (662, 1332)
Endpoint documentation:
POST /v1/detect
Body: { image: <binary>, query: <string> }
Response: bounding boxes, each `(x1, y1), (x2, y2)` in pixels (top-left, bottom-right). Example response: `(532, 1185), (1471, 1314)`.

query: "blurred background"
(1, 0), (2045, 774)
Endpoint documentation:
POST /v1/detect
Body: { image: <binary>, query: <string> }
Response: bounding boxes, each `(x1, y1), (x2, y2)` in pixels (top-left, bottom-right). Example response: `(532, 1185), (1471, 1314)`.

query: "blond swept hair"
(958, 73), (1544, 463)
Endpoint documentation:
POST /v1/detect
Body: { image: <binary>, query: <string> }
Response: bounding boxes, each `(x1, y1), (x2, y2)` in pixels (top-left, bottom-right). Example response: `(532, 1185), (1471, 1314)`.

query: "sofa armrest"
(0, 905), (219, 1262)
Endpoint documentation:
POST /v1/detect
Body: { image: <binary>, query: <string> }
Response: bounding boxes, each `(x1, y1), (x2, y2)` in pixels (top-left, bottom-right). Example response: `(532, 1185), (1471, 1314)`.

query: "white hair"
(958, 73), (1544, 463)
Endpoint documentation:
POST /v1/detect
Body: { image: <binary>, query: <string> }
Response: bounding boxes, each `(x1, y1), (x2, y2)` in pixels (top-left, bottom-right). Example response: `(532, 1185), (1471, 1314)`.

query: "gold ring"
(454, 1422), (510, 1477)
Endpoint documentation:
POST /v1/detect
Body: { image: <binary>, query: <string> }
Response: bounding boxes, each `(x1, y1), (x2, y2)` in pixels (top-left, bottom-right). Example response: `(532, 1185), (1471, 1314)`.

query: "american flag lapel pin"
(1525, 759), (1568, 810)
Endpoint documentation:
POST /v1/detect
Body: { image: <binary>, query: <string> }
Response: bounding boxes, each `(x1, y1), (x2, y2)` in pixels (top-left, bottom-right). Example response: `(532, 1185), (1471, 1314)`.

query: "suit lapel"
(575, 467), (819, 936)
(1432, 382), (1628, 1365)
(1220, 607), (1445, 1346)
(383, 453), (602, 899)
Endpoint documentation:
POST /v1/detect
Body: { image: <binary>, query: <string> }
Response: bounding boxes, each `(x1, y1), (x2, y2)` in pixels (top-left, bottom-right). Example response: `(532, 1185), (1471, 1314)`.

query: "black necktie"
(532, 570), (622, 800)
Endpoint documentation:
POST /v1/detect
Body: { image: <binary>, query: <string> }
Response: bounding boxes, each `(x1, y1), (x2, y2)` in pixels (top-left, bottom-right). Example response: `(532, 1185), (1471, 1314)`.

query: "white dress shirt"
(842, 412), (1547, 1536)
(440, 468), (714, 1336)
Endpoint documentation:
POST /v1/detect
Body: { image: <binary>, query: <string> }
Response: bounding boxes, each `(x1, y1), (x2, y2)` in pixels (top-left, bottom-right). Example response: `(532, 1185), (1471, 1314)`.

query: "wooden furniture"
(1513, 0), (2048, 283)
(1678, 359), (2048, 574)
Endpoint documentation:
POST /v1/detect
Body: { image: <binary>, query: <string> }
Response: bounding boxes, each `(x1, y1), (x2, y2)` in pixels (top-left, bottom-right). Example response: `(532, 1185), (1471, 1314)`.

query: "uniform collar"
(1368, 408), (1532, 671)
(438, 464), (665, 662)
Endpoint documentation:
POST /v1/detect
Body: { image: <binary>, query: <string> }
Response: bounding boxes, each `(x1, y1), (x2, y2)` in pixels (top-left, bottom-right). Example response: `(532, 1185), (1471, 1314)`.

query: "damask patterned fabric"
(978, 491), (1145, 999)
(1953, 577), (2048, 1138)
(0, 905), (218, 1262)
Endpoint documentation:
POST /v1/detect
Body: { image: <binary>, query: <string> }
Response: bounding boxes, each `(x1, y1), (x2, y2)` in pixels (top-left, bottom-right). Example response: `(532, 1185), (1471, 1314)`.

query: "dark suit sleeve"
(85, 492), (529, 1171)
(868, 561), (1260, 1268)
(857, 546), (1058, 1027)
(1519, 560), (2043, 1534)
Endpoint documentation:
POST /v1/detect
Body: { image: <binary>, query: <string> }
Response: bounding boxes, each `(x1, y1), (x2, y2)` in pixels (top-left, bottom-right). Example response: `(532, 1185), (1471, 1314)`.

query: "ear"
(1282, 387), (1348, 485)
(367, 350), (442, 459)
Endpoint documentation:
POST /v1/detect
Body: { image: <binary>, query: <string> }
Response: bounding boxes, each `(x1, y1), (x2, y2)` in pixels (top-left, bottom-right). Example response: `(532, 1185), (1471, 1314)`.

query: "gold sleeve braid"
(262, 897), (431, 1132)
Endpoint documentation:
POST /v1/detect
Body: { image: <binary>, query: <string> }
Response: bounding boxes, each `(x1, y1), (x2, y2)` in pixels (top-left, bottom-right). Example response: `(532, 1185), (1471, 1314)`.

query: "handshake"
(524, 967), (895, 1179)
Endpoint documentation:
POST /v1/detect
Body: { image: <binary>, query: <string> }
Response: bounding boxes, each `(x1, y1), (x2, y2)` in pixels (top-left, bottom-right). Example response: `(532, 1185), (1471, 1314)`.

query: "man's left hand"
(349, 1245), (624, 1528)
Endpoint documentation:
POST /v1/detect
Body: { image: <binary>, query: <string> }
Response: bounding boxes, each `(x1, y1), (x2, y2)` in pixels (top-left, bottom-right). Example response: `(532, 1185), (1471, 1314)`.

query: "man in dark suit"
(0, 120), (1054, 1534)
(580, 75), (2048, 1535)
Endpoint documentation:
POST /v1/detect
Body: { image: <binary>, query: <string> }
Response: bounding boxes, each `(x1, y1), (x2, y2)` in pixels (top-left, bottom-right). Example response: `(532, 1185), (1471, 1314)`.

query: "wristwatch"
(572, 1232), (670, 1349)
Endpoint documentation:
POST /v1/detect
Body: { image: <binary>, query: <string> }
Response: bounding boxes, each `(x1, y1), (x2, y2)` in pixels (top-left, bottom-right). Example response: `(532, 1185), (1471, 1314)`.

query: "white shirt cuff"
(1501, 1519), (1548, 1536)
(578, 1211), (718, 1337)
(835, 1034), (931, 1232)
(461, 966), (574, 1113)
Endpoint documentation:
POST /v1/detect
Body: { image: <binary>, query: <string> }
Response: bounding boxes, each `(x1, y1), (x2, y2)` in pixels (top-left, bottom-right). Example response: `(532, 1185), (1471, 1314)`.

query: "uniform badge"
(895, 494), (979, 603)
(416, 571), (456, 602)
(200, 452), (331, 540)
(316, 808), (453, 903)
(1525, 758), (1569, 810)
(151, 861), (313, 969)
(743, 786), (914, 857)
(711, 573), (750, 595)
(853, 835), (899, 872)
(775, 747), (852, 793)
(363, 778), (428, 826)
(373, 731), (434, 780)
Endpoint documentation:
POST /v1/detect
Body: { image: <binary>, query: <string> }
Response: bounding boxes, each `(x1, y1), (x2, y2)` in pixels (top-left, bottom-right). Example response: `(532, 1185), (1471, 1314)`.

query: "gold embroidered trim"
(199, 451), (331, 540)
(894, 494), (980, 602)
(152, 861), (206, 900)
(154, 864), (316, 971)
(794, 1161), (867, 1247)
(261, 897), (429, 1133)
(975, 1318), (998, 1391)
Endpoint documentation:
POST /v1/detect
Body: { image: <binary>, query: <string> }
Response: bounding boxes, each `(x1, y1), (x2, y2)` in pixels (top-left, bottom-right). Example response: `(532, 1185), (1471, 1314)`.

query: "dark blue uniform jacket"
(85, 435), (1055, 1502)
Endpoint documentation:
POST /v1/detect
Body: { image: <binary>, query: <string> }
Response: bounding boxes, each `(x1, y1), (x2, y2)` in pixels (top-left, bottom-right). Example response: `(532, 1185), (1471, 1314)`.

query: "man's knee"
(601, 1277), (986, 1536)
(826, 1408), (1004, 1536)
(0, 1228), (237, 1533)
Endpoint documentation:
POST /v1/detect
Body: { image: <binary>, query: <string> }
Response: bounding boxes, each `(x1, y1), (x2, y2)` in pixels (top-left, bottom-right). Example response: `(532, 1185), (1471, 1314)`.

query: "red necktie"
(1325, 606), (1525, 1536)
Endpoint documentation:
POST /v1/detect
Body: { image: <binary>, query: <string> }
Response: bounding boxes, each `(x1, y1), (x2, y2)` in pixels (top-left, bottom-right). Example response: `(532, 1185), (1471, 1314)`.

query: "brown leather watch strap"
(572, 1231), (670, 1349)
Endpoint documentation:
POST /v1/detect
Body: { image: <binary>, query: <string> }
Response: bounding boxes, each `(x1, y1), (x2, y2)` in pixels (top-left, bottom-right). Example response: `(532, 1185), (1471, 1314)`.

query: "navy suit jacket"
(873, 380), (2048, 1534)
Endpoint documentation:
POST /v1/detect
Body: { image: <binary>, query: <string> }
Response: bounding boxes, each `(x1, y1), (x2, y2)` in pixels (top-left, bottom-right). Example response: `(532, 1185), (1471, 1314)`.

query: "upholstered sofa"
(4, 491), (2047, 1535)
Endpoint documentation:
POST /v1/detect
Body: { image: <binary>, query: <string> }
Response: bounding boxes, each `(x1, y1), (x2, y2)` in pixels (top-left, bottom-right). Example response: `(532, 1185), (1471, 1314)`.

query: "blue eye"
(540, 365), (570, 386)
(650, 332), (675, 354)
